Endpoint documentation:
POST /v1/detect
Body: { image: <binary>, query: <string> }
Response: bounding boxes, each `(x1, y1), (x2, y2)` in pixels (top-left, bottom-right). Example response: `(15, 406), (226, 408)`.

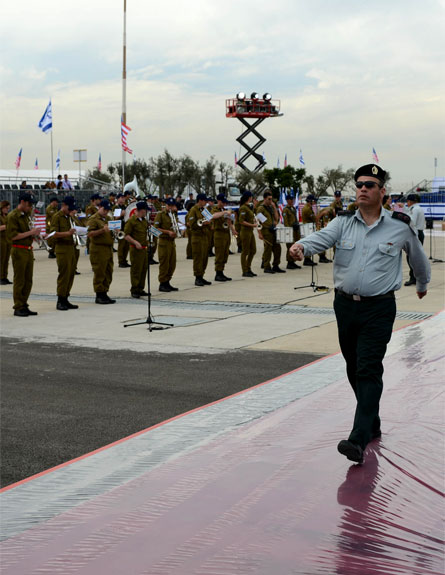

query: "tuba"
(168, 211), (182, 238)
(123, 175), (140, 197)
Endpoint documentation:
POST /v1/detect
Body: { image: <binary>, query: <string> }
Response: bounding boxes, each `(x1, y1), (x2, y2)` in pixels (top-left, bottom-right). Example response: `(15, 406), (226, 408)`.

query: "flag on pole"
(98, 153), (102, 171)
(372, 147), (379, 163)
(15, 148), (22, 169)
(38, 100), (53, 133)
(299, 149), (305, 166)
(277, 157), (280, 169)
(56, 149), (61, 171)
(284, 153), (288, 168)
(234, 151), (238, 166)
(34, 158), (38, 170)
(121, 117), (133, 154)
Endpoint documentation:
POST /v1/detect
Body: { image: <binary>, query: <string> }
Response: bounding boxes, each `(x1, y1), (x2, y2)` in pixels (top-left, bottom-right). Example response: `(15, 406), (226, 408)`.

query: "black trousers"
(334, 293), (396, 449)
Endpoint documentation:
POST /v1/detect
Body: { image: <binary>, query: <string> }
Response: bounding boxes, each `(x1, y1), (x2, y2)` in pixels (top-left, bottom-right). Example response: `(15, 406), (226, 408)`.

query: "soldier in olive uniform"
(108, 192), (116, 207)
(188, 193), (212, 286)
(87, 199), (116, 304)
(85, 193), (101, 255)
(382, 195), (392, 211)
(45, 196), (59, 258)
(282, 195), (301, 270)
(301, 195), (331, 265)
(184, 194), (195, 259)
(0, 200), (12, 284)
(154, 197), (179, 292)
(50, 196), (79, 310)
(256, 191), (285, 274)
(146, 195), (159, 265)
(124, 201), (150, 298)
(238, 191), (257, 277)
(6, 193), (40, 316)
(211, 193), (237, 281)
(114, 193), (130, 267)
(206, 197), (215, 257)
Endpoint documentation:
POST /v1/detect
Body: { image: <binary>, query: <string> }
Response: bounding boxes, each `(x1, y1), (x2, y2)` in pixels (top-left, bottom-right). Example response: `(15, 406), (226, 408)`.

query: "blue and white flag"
(56, 149), (61, 170)
(38, 100), (53, 133)
(299, 149), (305, 166)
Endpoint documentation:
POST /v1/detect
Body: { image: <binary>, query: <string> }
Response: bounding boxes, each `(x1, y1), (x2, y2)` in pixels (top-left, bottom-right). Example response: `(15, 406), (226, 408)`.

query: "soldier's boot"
(195, 276), (205, 287)
(159, 282), (172, 292)
(95, 292), (110, 304)
(319, 255), (332, 263)
(272, 266), (286, 273)
(56, 297), (69, 311)
(104, 293), (116, 304)
(65, 298), (79, 309)
(303, 257), (317, 266)
(167, 282), (178, 292)
(48, 251), (56, 259)
(215, 271), (228, 282)
(202, 277), (212, 285)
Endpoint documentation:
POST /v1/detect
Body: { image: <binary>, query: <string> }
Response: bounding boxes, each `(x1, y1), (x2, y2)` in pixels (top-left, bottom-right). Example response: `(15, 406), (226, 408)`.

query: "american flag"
(234, 151), (238, 166)
(372, 147), (379, 163)
(121, 118), (133, 154)
(34, 157), (38, 170)
(15, 148), (22, 169)
(284, 153), (288, 168)
(98, 153), (102, 171)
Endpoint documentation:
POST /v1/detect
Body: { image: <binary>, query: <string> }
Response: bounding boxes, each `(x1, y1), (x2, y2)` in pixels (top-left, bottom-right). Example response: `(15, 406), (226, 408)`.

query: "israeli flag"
(299, 149), (305, 166)
(56, 149), (60, 170)
(38, 100), (53, 133)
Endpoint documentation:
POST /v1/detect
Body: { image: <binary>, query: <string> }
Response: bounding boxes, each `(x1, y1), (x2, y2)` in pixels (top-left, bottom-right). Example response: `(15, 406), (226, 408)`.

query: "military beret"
(91, 193), (101, 200)
(116, 193), (123, 199)
(99, 199), (111, 210)
(334, 190), (341, 197)
(108, 192), (116, 197)
(240, 191), (253, 203)
(136, 201), (148, 210)
(196, 193), (207, 201)
(306, 194), (316, 202)
(217, 193), (228, 202)
(354, 164), (387, 183)
(49, 196), (59, 202)
(165, 197), (176, 206)
(406, 193), (419, 202)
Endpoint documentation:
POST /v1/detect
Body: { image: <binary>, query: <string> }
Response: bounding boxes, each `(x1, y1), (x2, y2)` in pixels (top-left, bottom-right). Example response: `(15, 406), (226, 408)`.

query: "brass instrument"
(28, 215), (50, 251)
(69, 218), (86, 248)
(222, 209), (233, 229)
(254, 216), (263, 231)
(117, 230), (126, 240)
(168, 211), (182, 238)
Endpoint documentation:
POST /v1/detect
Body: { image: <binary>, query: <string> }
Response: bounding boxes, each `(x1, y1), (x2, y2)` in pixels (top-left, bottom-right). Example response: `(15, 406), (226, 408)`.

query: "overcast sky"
(1, 0), (444, 190)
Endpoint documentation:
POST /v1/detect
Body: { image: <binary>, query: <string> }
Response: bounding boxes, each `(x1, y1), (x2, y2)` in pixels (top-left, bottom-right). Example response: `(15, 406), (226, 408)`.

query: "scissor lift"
(226, 93), (282, 175)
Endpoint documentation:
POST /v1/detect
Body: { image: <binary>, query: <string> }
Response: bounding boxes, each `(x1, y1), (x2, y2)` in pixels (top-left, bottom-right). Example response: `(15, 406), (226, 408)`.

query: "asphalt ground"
(0, 338), (320, 488)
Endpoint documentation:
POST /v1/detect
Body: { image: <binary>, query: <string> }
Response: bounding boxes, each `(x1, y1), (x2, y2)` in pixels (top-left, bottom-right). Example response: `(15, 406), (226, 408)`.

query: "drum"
(300, 223), (315, 238)
(275, 226), (294, 243)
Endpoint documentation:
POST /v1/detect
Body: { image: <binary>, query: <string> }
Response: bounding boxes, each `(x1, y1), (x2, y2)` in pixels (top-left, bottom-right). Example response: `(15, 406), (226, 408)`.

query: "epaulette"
(392, 211), (411, 225)
(337, 210), (354, 216)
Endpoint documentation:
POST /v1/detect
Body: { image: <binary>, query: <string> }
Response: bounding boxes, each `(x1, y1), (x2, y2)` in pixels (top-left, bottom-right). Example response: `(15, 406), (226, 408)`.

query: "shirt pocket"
(334, 239), (354, 267)
(376, 242), (398, 270)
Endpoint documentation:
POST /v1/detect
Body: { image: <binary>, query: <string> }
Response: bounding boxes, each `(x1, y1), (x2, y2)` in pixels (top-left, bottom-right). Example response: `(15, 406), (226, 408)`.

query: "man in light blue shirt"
(290, 164), (430, 464)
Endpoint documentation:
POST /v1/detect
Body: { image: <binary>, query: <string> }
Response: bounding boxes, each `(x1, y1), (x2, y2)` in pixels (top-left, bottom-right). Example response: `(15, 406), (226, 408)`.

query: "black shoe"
(237, 246), (242, 253)
(65, 299), (79, 309)
(303, 259), (317, 266)
(202, 278), (212, 285)
(131, 292), (140, 298)
(148, 259), (158, 265)
(104, 294), (116, 304)
(286, 262), (301, 270)
(195, 277), (205, 286)
(57, 298), (69, 311)
(159, 283), (172, 292)
(139, 290), (149, 296)
(222, 274), (232, 281)
(229, 250), (234, 255)
(264, 268), (275, 274)
(215, 272), (227, 282)
(14, 308), (29, 317)
(167, 283), (178, 292)
(96, 293), (109, 304)
(119, 262), (131, 268)
(272, 266), (286, 273)
(337, 440), (364, 464)
(48, 252), (56, 259)
(248, 270), (257, 277)
(0, 278), (12, 285)
(208, 251), (215, 257)
(187, 256), (193, 260)
(113, 248), (118, 253)
(404, 279), (416, 286)
(319, 256), (332, 263)
(25, 307), (38, 315)
(242, 272), (252, 277)
(75, 271), (81, 275)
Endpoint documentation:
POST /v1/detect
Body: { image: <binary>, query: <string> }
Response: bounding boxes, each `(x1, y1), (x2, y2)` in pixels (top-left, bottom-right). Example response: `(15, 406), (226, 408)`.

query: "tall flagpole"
(122, 0), (127, 192)
(50, 131), (54, 182)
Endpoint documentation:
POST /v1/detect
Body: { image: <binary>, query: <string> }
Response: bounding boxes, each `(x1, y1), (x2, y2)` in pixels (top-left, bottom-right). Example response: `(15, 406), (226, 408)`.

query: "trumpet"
(70, 218), (86, 248)
(222, 210), (233, 229)
(168, 211), (182, 238)
(117, 230), (126, 240)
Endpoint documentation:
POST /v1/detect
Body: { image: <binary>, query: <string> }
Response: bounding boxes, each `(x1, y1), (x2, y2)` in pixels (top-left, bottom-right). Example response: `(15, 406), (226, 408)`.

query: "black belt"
(335, 289), (394, 302)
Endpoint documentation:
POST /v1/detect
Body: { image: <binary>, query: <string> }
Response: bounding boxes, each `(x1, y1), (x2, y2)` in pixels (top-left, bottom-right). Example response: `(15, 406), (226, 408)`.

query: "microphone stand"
(294, 222), (329, 294)
(124, 226), (173, 332)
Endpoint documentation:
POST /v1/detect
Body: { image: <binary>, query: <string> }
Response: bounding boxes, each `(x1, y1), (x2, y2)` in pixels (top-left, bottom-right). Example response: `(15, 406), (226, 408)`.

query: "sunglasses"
(356, 181), (382, 189)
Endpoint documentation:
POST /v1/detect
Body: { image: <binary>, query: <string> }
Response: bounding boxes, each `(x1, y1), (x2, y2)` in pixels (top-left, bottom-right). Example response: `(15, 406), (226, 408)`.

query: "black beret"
(354, 164), (387, 183)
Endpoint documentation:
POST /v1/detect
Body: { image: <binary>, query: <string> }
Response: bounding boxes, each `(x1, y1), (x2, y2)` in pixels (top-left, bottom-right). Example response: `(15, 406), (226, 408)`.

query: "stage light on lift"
(236, 92), (246, 101)
(263, 93), (272, 101)
(251, 92), (259, 99)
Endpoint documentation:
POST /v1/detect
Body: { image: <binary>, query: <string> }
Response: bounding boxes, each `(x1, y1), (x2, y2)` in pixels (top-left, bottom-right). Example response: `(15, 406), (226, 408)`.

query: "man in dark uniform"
(154, 197), (179, 292)
(87, 199), (116, 304)
(45, 196), (59, 258)
(124, 201), (149, 298)
(238, 191), (257, 277)
(50, 196), (79, 310)
(211, 193), (236, 281)
(188, 193), (212, 286)
(6, 192), (40, 316)
(282, 194), (301, 270)
(256, 190), (285, 274)
(290, 164), (430, 464)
